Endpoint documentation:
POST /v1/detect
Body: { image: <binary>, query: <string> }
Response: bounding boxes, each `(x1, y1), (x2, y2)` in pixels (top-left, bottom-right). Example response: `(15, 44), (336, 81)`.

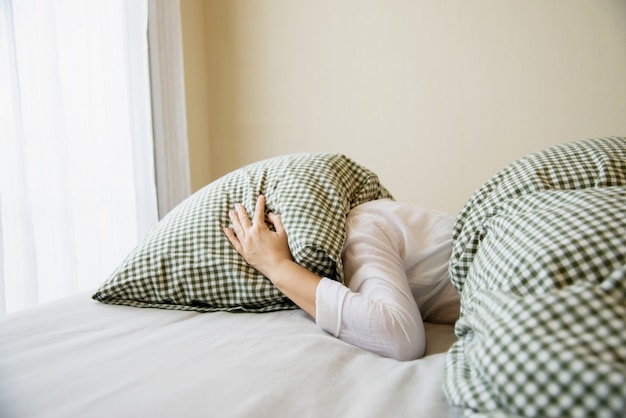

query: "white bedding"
(0, 292), (457, 418)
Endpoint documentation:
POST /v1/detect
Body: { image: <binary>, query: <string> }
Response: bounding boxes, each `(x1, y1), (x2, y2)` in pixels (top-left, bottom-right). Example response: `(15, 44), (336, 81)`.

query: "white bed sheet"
(0, 292), (458, 418)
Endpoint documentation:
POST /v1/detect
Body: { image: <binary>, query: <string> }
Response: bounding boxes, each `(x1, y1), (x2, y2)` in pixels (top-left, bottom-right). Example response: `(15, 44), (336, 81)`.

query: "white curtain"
(0, 0), (159, 314)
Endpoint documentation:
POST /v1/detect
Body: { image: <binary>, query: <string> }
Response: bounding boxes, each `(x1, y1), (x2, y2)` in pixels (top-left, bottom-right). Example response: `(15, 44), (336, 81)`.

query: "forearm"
(264, 259), (321, 319)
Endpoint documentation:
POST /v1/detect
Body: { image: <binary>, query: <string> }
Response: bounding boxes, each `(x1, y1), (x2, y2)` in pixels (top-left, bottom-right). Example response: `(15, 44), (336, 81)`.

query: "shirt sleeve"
(315, 209), (426, 361)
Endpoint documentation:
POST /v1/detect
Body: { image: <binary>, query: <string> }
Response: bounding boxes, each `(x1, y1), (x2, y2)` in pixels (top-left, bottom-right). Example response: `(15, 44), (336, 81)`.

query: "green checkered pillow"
(93, 153), (393, 312)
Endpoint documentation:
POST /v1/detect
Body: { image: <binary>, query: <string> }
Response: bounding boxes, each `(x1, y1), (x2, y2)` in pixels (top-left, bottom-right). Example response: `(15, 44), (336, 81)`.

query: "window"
(0, 0), (180, 313)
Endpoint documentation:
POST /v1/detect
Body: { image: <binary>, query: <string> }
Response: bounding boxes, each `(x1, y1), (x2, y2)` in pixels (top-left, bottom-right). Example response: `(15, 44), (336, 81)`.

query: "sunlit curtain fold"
(0, 0), (158, 314)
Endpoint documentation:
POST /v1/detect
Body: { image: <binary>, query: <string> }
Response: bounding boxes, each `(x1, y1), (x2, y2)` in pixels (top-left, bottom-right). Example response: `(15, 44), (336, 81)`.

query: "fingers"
(267, 212), (285, 234)
(231, 195), (267, 228)
(227, 208), (245, 243)
(234, 202), (251, 229)
(224, 195), (278, 245)
(253, 195), (266, 226)
(258, 196), (285, 235)
(222, 226), (244, 257)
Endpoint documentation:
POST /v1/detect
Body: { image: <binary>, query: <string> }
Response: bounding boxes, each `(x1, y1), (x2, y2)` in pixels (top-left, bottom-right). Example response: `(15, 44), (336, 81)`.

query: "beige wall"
(180, 0), (211, 193)
(180, 0), (626, 214)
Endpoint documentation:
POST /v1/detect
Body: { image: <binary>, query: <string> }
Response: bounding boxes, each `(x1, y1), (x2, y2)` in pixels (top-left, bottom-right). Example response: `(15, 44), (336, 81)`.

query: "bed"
(1, 153), (461, 418)
(0, 292), (458, 418)
(1, 137), (625, 418)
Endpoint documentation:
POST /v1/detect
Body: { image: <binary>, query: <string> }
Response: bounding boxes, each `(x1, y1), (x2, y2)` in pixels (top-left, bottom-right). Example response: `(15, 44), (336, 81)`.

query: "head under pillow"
(93, 153), (393, 312)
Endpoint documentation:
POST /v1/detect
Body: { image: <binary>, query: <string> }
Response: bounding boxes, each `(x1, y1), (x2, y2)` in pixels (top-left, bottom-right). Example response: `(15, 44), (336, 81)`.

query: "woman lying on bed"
(223, 195), (456, 361)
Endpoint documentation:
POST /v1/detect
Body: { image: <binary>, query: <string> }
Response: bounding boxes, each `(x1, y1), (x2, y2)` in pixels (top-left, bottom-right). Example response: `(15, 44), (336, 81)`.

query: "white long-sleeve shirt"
(315, 199), (458, 361)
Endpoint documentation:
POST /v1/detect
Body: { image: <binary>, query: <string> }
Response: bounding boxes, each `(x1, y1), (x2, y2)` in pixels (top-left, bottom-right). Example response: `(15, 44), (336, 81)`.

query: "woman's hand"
(222, 194), (321, 318)
(223, 195), (293, 278)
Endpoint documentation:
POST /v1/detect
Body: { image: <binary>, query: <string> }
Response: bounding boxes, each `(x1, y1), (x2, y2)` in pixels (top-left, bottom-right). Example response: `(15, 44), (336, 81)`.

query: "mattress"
(0, 292), (457, 418)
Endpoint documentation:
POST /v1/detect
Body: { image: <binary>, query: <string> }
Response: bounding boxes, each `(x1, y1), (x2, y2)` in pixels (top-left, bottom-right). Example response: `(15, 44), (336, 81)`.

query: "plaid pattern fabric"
(93, 153), (392, 312)
(443, 137), (626, 417)
(449, 136), (626, 294)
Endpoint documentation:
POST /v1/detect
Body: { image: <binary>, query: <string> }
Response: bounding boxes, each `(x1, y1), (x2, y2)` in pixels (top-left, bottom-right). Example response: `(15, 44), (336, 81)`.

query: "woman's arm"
(315, 207), (426, 360)
(223, 196), (425, 361)
(222, 195), (321, 318)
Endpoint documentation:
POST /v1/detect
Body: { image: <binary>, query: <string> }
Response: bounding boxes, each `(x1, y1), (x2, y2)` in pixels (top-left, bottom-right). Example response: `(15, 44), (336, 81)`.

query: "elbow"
(375, 306), (426, 361)
(388, 323), (425, 361)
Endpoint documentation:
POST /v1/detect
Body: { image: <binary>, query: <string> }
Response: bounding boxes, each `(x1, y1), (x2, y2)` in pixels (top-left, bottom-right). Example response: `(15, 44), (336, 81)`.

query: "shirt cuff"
(315, 277), (349, 337)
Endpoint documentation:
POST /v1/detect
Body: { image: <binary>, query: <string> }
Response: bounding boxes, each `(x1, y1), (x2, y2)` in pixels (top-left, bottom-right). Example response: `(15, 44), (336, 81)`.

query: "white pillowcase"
(343, 199), (460, 324)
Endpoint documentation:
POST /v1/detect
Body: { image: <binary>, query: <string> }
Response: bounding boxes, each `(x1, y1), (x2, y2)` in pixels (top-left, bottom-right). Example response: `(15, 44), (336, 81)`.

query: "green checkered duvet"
(444, 137), (626, 417)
